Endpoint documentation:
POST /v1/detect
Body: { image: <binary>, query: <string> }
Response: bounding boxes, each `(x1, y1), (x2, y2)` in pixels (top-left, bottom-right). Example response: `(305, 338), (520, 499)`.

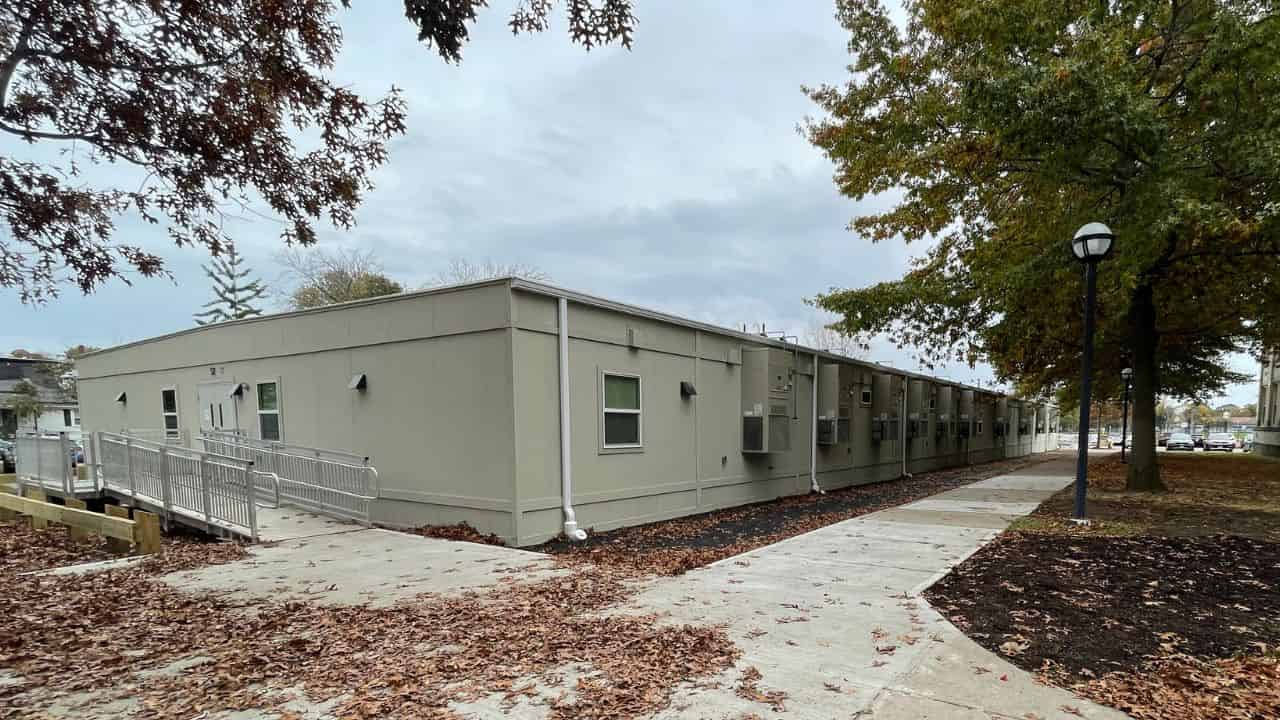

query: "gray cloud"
(0, 1), (1259, 405)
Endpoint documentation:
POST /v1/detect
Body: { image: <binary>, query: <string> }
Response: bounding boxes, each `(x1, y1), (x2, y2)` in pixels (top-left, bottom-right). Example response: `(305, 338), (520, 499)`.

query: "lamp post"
(1120, 367), (1133, 463)
(1071, 222), (1115, 521)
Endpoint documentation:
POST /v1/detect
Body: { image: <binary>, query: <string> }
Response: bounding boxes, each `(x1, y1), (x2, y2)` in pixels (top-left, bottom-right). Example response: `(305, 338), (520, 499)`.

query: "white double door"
(197, 382), (240, 433)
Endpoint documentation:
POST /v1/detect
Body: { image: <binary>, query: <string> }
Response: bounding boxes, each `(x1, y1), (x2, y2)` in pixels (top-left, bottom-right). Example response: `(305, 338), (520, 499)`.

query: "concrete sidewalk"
(620, 453), (1128, 720)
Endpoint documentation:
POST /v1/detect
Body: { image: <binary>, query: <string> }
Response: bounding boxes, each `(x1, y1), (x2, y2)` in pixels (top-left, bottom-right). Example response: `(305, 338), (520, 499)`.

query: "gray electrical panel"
(742, 348), (793, 454)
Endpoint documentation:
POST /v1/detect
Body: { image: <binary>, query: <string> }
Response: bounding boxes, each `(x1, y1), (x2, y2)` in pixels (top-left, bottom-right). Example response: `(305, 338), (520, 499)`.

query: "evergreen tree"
(194, 247), (267, 325)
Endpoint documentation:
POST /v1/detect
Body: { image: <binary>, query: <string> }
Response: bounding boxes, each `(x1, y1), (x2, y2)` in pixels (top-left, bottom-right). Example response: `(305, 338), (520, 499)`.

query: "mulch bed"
(926, 509), (1280, 717)
(537, 454), (1055, 575)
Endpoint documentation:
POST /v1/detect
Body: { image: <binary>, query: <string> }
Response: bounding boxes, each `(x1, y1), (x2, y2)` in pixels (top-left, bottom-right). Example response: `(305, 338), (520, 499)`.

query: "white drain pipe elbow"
(558, 296), (588, 542)
(810, 352), (823, 494)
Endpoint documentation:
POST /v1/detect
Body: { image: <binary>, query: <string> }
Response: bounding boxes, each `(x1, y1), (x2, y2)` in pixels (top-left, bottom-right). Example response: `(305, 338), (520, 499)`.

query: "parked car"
(1205, 433), (1237, 452)
(1166, 432), (1195, 451)
(1244, 433), (1254, 452)
(1157, 432), (1170, 447)
(1192, 433), (1205, 448)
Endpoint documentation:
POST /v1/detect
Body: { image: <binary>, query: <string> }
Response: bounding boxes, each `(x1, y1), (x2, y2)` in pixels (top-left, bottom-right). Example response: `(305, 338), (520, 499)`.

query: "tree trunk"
(1126, 283), (1164, 491)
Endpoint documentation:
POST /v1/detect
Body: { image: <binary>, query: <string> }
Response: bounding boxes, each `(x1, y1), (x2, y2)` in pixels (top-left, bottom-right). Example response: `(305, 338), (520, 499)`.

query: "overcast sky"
(0, 1), (1260, 406)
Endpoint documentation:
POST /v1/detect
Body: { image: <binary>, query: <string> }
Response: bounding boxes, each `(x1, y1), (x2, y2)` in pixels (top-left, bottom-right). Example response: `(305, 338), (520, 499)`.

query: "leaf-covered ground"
(925, 453), (1280, 720)
(538, 454), (1054, 575)
(0, 521), (737, 719)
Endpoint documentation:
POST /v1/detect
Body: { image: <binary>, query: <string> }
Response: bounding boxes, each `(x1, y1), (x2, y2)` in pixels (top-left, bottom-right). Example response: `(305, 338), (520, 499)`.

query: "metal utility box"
(741, 348), (793, 454)
(816, 363), (849, 446)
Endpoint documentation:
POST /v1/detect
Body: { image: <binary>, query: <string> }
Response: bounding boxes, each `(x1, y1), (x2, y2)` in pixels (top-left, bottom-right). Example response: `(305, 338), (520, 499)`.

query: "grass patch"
(1028, 452), (1280, 540)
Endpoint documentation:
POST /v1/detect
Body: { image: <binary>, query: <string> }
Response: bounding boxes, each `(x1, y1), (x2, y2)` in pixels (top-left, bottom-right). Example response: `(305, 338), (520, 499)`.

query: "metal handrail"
(199, 429), (369, 466)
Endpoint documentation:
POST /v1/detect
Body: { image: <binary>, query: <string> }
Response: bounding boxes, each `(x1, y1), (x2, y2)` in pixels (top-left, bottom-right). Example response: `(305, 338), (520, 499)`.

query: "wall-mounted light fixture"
(349, 373), (368, 391)
(226, 383), (247, 399)
(680, 381), (697, 398)
(115, 391), (127, 404)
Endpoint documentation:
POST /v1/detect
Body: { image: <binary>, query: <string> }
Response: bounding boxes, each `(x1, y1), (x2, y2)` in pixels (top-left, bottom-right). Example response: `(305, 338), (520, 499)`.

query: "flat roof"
(80, 276), (1051, 407)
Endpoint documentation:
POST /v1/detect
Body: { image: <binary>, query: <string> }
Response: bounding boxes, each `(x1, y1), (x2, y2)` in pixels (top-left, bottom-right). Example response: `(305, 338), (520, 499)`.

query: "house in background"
(0, 355), (81, 442)
(1258, 349), (1279, 457)
(75, 278), (1056, 546)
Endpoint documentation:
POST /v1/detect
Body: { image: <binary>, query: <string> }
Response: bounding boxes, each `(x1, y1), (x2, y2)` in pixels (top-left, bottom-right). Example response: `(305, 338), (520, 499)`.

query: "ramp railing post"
(125, 436), (137, 498)
(200, 454), (212, 523)
(158, 446), (172, 516)
(59, 432), (71, 494)
(34, 434), (42, 491)
(245, 461), (258, 542)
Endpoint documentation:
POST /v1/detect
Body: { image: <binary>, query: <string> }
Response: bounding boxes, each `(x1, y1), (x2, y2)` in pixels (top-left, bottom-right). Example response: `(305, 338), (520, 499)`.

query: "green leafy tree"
(277, 247), (403, 310)
(8, 379), (44, 432)
(194, 247), (267, 325)
(805, 0), (1280, 491)
(1, 0), (635, 301)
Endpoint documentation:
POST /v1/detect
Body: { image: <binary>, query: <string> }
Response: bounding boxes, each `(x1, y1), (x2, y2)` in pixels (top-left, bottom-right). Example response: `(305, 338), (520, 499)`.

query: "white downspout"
(558, 296), (587, 541)
(900, 380), (911, 479)
(810, 352), (822, 494)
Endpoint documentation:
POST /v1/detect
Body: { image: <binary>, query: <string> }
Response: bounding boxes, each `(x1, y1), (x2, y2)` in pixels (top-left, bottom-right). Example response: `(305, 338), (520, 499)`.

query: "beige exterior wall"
(76, 283), (520, 539)
(76, 279), (1055, 546)
(1258, 349), (1279, 457)
(507, 288), (1053, 546)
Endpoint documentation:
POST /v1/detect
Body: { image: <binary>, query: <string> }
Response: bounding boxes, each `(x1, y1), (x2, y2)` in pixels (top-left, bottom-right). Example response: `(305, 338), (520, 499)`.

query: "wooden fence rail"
(0, 489), (161, 555)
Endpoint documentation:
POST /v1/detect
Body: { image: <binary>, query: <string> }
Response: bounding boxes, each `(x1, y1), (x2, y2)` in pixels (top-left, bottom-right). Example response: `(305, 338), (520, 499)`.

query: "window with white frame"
(62, 409), (72, 427)
(859, 387), (873, 406)
(602, 372), (642, 448)
(977, 418), (984, 435)
(257, 381), (281, 441)
(161, 388), (179, 438)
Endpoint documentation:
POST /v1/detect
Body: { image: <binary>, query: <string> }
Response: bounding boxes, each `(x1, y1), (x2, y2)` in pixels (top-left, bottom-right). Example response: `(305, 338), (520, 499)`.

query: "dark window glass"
(162, 389), (177, 413)
(163, 415), (179, 430)
(604, 412), (639, 446)
(259, 413), (281, 441)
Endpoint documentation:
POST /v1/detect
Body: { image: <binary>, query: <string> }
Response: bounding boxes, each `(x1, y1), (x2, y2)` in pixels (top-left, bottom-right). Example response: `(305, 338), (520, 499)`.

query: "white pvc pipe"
(810, 353), (822, 494)
(558, 297), (587, 542)
(900, 381), (911, 478)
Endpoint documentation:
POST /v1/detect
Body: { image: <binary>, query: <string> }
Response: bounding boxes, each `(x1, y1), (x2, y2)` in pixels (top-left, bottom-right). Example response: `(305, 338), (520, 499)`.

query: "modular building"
(1259, 349), (1280, 458)
(75, 278), (1057, 546)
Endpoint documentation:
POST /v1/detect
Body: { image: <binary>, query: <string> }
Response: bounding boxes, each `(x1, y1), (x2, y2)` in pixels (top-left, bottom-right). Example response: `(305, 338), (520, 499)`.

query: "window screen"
(602, 374), (641, 447)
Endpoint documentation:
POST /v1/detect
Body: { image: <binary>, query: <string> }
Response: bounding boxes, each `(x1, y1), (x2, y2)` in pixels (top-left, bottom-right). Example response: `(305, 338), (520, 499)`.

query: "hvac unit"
(871, 413), (889, 443)
(741, 348), (793, 454)
(907, 412), (921, 439)
(816, 363), (847, 447)
(869, 373), (901, 443)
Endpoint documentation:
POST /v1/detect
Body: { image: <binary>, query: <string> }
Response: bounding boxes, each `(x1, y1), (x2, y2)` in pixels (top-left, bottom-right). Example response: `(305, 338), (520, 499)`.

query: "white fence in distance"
(14, 432), (95, 496)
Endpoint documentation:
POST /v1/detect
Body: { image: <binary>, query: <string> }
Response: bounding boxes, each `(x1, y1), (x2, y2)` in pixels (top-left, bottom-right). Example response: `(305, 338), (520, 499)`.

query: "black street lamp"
(1120, 367), (1133, 463)
(1071, 222), (1115, 521)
